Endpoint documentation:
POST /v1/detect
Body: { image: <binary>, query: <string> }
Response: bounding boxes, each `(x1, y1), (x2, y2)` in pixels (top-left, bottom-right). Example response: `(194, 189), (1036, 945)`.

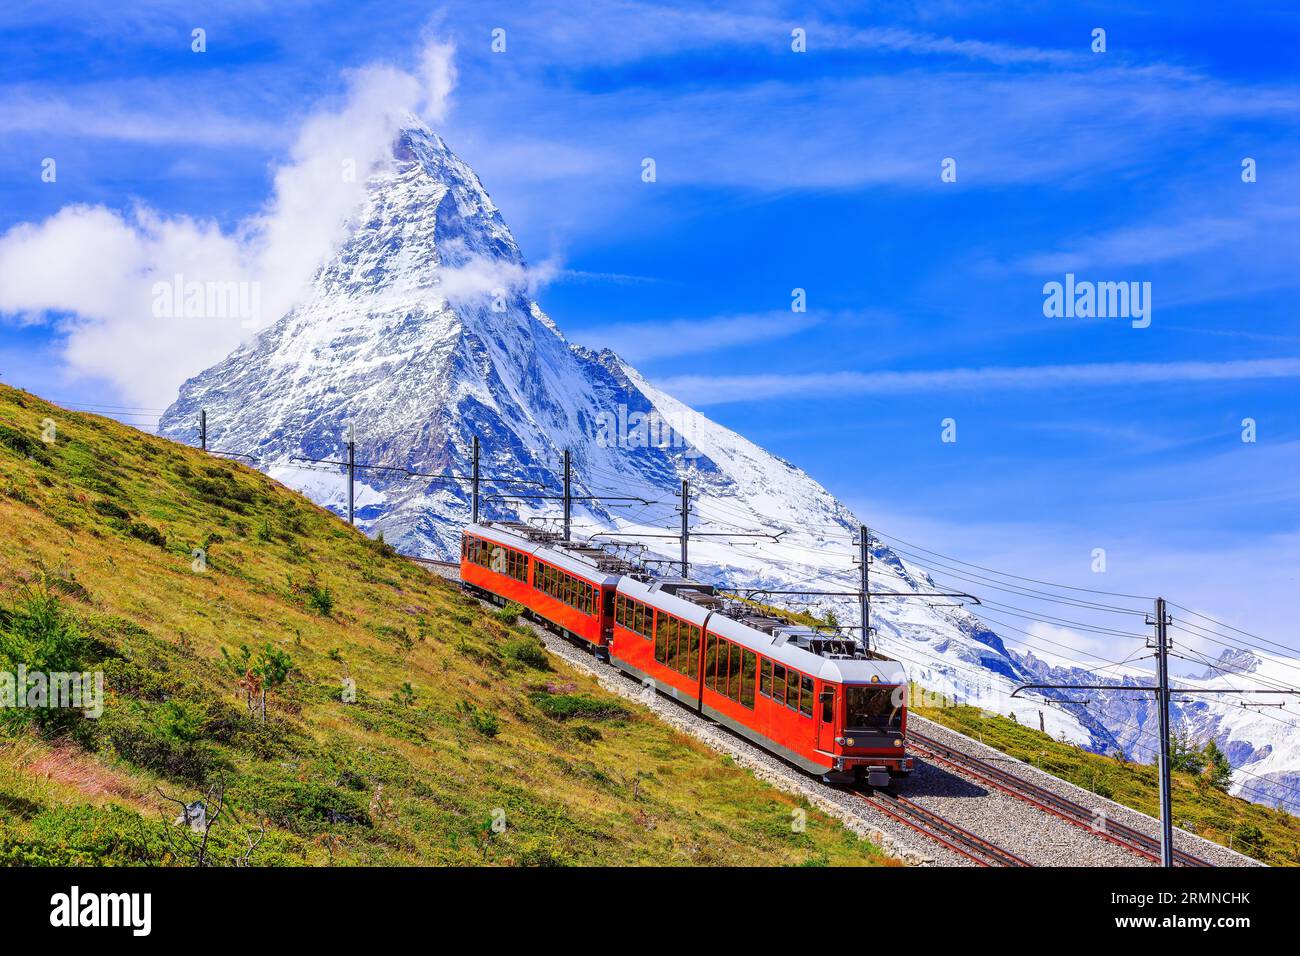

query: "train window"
(800, 675), (814, 717)
(740, 651), (757, 709)
(844, 685), (903, 731)
(704, 634), (718, 689)
(772, 665), (787, 706)
(733, 646), (746, 702)
(760, 659), (772, 698)
(821, 689), (835, 723)
(654, 614), (668, 664)
(686, 626), (700, 679)
(786, 672), (799, 712)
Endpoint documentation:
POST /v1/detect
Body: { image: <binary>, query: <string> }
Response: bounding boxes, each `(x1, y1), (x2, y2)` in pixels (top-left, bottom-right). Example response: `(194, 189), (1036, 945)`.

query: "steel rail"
(909, 730), (1212, 867)
(852, 789), (1032, 867)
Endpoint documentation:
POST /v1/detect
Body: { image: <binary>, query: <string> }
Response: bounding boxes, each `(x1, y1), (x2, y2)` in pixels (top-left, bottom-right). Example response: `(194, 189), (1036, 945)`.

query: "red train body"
(460, 522), (912, 785)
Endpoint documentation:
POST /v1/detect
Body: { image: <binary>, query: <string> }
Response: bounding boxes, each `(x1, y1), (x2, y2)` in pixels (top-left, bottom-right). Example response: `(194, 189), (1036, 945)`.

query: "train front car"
(700, 614), (913, 787)
(819, 657), (912, 787)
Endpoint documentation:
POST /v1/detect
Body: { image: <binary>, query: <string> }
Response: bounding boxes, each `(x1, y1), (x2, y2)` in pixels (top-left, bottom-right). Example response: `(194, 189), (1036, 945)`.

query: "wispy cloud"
(568, 309), (821, 361)
(656, 357), (1300, 405)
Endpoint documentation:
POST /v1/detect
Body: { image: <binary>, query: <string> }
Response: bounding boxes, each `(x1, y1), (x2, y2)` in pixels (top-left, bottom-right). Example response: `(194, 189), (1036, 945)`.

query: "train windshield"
(844, 685), (903, 731)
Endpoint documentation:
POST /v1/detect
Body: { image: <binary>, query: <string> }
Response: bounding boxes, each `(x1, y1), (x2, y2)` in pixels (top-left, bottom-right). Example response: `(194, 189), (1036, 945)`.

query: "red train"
(460, 521), (912, 786)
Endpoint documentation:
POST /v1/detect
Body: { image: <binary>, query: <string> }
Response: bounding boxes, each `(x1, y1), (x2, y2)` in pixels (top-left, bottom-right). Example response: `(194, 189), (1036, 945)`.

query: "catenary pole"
(1154, 596), (1174, 867)
(680, 479), (689, 577)
(563, 449), (572, 541)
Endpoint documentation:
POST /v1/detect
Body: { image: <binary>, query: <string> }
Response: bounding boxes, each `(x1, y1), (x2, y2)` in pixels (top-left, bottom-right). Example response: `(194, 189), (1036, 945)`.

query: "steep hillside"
(0, 384), (887, 866)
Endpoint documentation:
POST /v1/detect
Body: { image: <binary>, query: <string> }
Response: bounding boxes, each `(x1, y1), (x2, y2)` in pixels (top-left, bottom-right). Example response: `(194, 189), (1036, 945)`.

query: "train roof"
(465, 522), (623, 586)
(616, 575), (713, 628)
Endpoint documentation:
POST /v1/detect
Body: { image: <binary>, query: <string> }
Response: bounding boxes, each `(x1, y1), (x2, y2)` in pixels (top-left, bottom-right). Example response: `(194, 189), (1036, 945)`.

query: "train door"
(817, 683), (837, 752)
(602, 587), (616, 645)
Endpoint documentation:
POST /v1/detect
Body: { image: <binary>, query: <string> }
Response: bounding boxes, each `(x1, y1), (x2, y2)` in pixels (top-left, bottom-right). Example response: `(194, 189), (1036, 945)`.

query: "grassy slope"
(0, 384), (888, 866)
(916, 704), (1300, 866)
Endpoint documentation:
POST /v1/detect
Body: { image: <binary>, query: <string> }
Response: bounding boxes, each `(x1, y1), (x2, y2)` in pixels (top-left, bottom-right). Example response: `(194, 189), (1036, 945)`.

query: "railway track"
(851, 789), (1032, 867)
(908, 729), (1212, 867)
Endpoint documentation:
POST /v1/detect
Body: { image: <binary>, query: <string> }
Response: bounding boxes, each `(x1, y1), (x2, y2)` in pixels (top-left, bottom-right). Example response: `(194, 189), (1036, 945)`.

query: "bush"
(530, 692), (629, 722)
(503, 636), (549, 670)
(305, 583), (335, 617)
(104, 716), (222, 783)
(92, 499), (130, 521)
(572, 725), (603, 744)
(457, 701), (500, 738)
(494, 602), (526, 625)
(0, 804), (163, 866)
(127, 521), (167, 548)
(0, 585), (93, 740)
(0, 423), (51, 465)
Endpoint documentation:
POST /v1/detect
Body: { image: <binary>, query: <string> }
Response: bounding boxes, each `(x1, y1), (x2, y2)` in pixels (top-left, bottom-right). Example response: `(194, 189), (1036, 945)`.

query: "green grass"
(0, 384), (890, 867)
(916, 702), (1300, 866)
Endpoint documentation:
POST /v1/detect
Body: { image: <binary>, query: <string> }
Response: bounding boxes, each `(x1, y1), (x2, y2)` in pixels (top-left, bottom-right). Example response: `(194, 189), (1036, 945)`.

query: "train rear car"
(460, 522), (621, 652)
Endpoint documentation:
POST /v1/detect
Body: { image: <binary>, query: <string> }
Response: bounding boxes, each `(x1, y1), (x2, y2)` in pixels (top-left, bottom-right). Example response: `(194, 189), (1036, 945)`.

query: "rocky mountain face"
(159, 119), (1295, 813)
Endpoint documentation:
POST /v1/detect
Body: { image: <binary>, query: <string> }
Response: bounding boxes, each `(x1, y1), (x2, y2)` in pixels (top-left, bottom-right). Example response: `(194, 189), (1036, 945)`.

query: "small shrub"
(530, 692), (629, 722)
(306, 583), (335, 617)
(457, 701), (500, 738)
(494, 602), (525, 625)
(92, 499), (130, 521)
(127, 521), (167, 548)
(366, 531), (397, 559)
(572, 725), (602, 744)
(503, 636), (549, 670)
(0, 424), (51, 465)
(391, 682), (416, 707)
(0, 585), (92, 740)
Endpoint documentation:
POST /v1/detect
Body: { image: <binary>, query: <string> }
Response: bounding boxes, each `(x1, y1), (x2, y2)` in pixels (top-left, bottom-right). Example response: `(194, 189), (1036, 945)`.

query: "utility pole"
(680, 478), (689, 578)
(199, 409), (207, 452)
(562, 449), (572, 541)
(1014, 593), (1298, 869)
(858, 525), (872, 654)
(471, 435), (480, 524)
(1152, 596), (1174, 868)
(346, 423), (355, 526)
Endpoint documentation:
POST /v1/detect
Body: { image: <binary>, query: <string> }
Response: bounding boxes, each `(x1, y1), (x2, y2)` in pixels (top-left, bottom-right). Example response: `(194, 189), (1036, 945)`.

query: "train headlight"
(893, 739), (903, 747)
(845, 737), (855, 747)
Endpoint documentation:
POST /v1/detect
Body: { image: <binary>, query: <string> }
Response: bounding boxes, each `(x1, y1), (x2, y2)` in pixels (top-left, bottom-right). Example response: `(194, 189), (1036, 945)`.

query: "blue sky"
(1, 1), (1297, 655)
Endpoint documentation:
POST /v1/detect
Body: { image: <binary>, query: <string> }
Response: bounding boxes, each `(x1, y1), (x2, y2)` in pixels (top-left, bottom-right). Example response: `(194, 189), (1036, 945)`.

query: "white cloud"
(0, 40), (458, 408)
